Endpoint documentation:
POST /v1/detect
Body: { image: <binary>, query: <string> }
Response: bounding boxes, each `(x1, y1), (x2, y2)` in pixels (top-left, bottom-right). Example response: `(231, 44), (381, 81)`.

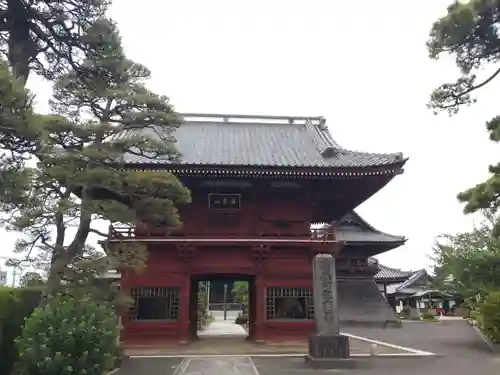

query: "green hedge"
(0, 286), (42, 375)
(16, 293), (119, 375)
(479, 291), (500, 343)
(235, 314), (248, 325)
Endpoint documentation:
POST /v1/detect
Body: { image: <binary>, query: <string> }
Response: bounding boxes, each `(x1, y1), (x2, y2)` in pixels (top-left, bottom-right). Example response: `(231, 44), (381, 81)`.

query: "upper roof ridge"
(179, 113), (325, 125)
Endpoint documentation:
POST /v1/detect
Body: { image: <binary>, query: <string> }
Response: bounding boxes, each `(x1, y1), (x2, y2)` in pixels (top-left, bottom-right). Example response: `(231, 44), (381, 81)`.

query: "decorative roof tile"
(118, 114), (406, 169)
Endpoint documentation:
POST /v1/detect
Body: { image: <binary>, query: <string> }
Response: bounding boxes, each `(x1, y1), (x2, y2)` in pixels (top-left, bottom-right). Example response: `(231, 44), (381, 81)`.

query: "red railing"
(108, 224), (336, 242)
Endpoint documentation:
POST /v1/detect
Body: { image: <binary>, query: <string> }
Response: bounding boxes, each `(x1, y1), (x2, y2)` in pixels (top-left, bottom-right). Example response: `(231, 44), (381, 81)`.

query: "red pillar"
(188, 279), (199, 340)
(251, 273), (267, 342)
(178, 275), (191, 343)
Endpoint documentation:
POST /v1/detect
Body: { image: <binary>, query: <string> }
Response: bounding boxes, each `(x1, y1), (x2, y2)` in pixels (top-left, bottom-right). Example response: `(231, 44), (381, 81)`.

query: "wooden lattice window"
(266, 287), (314, 320)
(129, 287), (180, 321)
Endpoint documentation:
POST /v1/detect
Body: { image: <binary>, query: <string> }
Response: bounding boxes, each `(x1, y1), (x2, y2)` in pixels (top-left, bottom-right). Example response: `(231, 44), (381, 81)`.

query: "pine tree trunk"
(45, 255), (70, 298)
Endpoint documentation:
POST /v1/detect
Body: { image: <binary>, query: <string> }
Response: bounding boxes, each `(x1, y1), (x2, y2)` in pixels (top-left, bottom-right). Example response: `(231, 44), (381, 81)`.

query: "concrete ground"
(198, 312), (247, 338)
(117, 318), (499, 375)
(125, 311), (402, 356)
(209, 310), (241, 322)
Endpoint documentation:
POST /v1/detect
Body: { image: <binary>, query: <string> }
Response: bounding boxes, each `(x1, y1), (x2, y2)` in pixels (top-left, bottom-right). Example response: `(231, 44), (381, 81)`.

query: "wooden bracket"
(177, 245), (197, 264)
(349, 258), (368, 273)
(250, 244), (271, 265)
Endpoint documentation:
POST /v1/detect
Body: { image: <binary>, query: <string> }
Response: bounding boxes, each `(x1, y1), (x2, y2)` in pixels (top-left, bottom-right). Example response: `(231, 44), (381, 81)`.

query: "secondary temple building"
(107, 113), (407, 343)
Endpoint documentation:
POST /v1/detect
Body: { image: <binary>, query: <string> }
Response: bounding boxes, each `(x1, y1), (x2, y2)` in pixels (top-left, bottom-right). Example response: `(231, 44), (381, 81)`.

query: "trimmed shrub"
(478, 291), (500, 343)
(0, 286), (42, 375)
(420, 312), (437, 321)
(235, 314), (248, 325)
(15, 293), (119, 375)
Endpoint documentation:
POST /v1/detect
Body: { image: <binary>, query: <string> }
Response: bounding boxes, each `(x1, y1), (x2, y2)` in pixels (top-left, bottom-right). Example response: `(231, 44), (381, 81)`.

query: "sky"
(1, 0), (499, 282)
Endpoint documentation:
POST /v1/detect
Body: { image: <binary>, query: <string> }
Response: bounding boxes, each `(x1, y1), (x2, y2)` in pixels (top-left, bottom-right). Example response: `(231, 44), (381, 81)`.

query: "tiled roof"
(394, 269), (428, 291)
(336, 212), (405, 244)
(371, 259), (416, 281)
(117, 114), (405, 168)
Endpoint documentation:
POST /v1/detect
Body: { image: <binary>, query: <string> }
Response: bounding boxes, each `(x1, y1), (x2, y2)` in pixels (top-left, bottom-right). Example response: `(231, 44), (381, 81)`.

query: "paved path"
(210, 310), (240, 322)
(198, 319), (246, 337)
(118, 320), (500, 375)
(174, 357), (259, 375)
(198, 309), (247, 338)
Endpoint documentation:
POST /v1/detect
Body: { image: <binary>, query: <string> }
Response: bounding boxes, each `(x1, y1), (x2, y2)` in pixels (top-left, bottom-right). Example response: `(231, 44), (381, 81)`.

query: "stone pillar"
(409, 297), (420, 319)
(306, 254), (352, 369)
(312, 254), (340, 334)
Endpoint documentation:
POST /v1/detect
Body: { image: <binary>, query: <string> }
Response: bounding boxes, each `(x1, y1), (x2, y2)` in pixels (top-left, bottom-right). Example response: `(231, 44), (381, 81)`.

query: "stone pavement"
(209, 310), (240, 322)
(117, 319), (499, 375)
(198, 315), (246, 338)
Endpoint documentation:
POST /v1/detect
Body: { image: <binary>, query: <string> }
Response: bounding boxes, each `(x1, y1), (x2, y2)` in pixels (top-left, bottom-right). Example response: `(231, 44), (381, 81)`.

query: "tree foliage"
(0, 0), (110, 82)
(0, 60), (38, 166)
(232, 281), (248, 303)
(0, 0), (112, 190)
(19, 271), (44, 287)
(432, 220), (500, 303)
(478, 290), (500, 342)
(0, 19), (191, 295)
(0, 286), (42, 375)
(428, 0), (500, 228)
(427, 0), (500, 114)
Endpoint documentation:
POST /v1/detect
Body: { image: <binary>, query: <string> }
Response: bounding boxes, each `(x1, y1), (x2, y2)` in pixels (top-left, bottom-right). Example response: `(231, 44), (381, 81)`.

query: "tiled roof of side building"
(336, 211), (406, 244)
(372, 262), (416, 280)
(118, 113), (406, 168)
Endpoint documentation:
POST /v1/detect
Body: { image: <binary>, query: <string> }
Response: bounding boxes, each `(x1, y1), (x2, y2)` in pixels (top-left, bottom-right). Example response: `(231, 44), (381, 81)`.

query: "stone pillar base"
(305, 334), (355, 369)
(409, 308), (420, 320)
(308, 333), (350, 358)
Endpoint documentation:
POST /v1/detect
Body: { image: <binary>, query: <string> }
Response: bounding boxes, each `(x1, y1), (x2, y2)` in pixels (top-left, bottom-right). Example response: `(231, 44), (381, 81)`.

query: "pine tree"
(427, 0), (500, 232)
(0, 19), (191, 295)
(0, 0), (110, 82)
(0, 0), (112, 186)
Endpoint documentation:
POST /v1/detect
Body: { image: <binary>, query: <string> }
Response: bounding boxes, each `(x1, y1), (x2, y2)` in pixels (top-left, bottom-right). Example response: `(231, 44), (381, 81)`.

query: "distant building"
(373, 263), (426, 310)
(0, 270), (7, 286)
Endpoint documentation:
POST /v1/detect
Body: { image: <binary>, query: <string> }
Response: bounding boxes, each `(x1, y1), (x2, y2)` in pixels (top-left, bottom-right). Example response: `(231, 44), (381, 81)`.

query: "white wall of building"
(0, 270), (7, 286)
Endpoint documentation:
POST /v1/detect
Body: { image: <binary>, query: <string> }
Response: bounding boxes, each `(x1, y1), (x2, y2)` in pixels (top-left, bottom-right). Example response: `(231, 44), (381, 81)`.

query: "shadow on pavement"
(116, 358), (183, 375)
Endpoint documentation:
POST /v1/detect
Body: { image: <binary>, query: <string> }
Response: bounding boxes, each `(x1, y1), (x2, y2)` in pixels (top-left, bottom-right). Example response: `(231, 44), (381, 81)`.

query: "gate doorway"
(188, 274), (256, 341)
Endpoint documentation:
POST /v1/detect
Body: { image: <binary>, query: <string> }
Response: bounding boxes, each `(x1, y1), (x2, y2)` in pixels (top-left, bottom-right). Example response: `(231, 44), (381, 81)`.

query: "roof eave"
(119, 162), (406, 180)
(375, 276), (412, 283)
(394, 269), (428, 292)
(342, 239), (406, 246)
(345, 211), (407, 243)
